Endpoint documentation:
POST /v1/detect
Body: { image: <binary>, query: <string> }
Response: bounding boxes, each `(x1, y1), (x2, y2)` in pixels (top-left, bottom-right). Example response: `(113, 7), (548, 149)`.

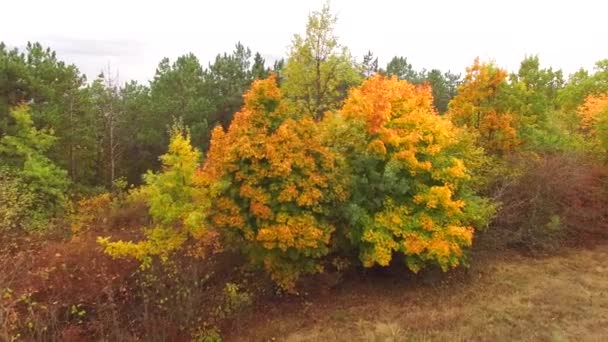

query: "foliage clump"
(448, 59), (518, 154)
(0, 105), (69, 232)
(577, 93), (608, 152)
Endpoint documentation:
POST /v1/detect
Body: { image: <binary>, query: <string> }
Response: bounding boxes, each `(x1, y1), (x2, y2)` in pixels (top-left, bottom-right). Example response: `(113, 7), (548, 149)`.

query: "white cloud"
(2, 0), (606, 82)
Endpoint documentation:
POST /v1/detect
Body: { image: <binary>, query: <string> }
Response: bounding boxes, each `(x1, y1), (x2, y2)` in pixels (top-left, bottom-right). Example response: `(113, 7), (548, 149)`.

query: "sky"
(2, 0), (607, 83)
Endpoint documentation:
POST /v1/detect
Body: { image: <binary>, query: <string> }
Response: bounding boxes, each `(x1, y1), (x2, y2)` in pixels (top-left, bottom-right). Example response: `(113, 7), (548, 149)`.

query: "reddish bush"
(485, 153), (608, 251)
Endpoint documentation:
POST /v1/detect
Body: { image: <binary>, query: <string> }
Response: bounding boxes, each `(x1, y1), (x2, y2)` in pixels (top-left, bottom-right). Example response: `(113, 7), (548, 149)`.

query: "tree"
(251, 52), (269, 80)
(90, 69), (125, 188)
(204, 42), (256, 128)
(117, 80), (153, 184)
(282, 4), (361, 120)
(506, 56), (563, 125)
(577, 93), (608, 152)
(498, 56), (572, 150)
(272, 58), (285, 85)
(0, 42), (97, 185)
(361, 50), (378, 78)
(420, 69), (460, 113)
(448, 58), (518, 154)
(558, 59), (608, 128)
(335, 75), (494, 272)
(383, 56), (419, 83)
(201, 75), (346, 289)
(150, 54), (211, 151)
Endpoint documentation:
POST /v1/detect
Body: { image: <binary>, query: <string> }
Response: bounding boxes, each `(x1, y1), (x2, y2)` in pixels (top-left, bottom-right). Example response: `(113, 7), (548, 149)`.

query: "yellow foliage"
(99, 125), (217, 266)
(70, 193), (112, 234)
(577, 93), (608, 133)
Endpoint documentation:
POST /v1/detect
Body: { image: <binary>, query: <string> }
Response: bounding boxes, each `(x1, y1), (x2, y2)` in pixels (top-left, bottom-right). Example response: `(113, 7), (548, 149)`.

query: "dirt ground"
(229, 245), (608, 341)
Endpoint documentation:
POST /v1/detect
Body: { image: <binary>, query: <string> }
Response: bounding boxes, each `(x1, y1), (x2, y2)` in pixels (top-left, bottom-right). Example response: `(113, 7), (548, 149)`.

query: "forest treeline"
(1, 3), (608, 340)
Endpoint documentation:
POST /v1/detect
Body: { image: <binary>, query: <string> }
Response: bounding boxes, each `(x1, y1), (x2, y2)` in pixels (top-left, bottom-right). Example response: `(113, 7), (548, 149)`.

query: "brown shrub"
(70, 192), (149, 235)
(481, 153), (608, 251)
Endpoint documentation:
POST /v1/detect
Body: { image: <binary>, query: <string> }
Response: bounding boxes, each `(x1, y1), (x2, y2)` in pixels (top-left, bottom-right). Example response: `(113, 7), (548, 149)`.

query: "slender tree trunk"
(69, 93), (76, 182)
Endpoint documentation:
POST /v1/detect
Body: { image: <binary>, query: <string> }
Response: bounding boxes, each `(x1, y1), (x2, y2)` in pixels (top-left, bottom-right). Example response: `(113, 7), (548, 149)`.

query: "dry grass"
(238, 245), (608, 341)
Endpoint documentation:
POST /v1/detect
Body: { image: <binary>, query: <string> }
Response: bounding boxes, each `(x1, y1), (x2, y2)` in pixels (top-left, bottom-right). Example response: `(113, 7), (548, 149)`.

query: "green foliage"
(500, 56), (569, 150)
(0, 168), (35, 231)
(0, 42), (96, 185)
(381, 56), (461, 113)
(204, 42), (258, 128)
(558, 60), (608, 113)
(0, 105), (69, 232)
(149, 54), (211, 152)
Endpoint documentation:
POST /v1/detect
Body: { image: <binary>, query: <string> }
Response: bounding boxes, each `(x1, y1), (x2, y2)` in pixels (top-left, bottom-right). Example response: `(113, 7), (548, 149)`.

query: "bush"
(334, 75), (495, 273)
(70, 192), (150, 235)
(487, 153), (608, 251)
(0, 168), (36, 232)
(70, 193), (113, 234)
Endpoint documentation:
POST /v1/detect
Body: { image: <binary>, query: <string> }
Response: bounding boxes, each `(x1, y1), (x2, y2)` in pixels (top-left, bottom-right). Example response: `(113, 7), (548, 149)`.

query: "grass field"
(232, 245), (608, 341)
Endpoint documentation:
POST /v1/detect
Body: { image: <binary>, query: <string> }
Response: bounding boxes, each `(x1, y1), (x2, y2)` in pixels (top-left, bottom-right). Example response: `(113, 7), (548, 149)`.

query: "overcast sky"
(2, 0), (607, 83)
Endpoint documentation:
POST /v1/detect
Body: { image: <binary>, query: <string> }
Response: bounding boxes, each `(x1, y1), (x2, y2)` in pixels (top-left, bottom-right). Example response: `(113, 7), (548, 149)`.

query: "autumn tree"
(100, 123), (213, 266)
(448, 58), (518, 153)
(577, 93), (608, 151)
(282, 4), (361, 120)
(380, 57), (460, 113)
(333, 75), (494, 272)
(201, 75), (346, 289)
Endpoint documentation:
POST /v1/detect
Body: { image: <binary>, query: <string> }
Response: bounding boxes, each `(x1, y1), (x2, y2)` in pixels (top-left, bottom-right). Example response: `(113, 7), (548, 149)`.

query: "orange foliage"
(448, 58), (518, 153)
(577, 93), (608, 132)
(199, 75), (345, 289)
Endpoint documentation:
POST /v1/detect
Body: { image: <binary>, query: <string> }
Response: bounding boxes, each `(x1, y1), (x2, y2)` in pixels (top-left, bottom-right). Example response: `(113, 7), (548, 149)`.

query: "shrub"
(335, 75), (495, 272)
(487, 153), (608, 251)
(0, 168), (36, 232)
(70, 190), (149, 234)
(200, 75), (346, 289)
(213, 283), (252, 319)
(70, 193), (113, 234)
